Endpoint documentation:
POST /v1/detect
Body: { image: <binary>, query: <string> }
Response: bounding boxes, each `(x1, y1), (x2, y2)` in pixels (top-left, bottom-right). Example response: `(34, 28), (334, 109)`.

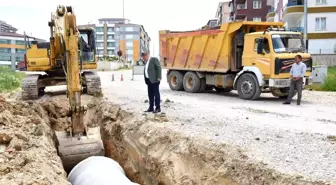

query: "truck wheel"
(168, 71), (184, 91)
(214, 87), (232, 93)
(237, 73), (261, 100)
(183, 72), (201, 93)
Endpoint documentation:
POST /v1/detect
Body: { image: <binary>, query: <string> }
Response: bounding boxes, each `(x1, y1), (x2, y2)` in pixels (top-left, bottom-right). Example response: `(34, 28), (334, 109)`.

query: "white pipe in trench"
(68, 156), (140, 185)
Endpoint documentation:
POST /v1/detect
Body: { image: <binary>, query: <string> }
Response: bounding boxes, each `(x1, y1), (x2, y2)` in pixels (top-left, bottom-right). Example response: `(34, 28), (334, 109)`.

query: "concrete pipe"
(68, 156), (139, 185)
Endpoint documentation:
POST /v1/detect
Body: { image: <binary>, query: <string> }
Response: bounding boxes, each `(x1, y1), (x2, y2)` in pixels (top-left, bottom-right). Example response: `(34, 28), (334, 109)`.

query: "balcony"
(234, 8), (247, 20)
(282, 0), (304, 22)
(266, 8), (275, 22)
(234, 0), (246, 4)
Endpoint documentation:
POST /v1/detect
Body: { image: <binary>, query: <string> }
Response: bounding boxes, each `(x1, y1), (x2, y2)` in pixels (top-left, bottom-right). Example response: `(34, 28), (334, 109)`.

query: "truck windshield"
(271, 34), (305, 53)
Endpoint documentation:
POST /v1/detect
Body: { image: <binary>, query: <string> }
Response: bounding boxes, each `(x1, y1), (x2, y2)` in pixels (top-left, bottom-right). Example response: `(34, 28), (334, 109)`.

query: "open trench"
(0, 95), (329, 185)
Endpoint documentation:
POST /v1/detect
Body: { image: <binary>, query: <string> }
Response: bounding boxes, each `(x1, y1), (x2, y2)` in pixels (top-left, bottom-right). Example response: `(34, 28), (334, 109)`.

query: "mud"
(0, 94), (332, 185)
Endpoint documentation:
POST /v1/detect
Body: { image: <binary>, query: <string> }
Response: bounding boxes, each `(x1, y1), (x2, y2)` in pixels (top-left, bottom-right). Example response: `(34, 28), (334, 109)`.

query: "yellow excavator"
(20, 11), (101, 100)
(21, 5), (104, 171)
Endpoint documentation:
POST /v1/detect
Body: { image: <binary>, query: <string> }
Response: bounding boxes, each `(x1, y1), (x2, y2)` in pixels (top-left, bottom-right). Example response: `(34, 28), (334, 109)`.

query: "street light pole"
(304, 0), (308, 51)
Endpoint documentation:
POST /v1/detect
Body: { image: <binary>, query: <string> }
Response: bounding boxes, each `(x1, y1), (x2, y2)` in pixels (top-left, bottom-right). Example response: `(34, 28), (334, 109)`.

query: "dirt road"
(100, 69), (336, 184)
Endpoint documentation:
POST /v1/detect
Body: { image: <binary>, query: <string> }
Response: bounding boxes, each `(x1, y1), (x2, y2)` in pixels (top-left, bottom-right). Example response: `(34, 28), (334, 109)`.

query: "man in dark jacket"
(141, 52), (162, 113)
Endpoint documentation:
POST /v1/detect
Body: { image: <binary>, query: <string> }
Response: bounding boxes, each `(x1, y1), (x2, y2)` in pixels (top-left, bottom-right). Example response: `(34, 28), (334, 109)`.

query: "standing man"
(142, 52), (162, 113)
(283, 55), (307, 105)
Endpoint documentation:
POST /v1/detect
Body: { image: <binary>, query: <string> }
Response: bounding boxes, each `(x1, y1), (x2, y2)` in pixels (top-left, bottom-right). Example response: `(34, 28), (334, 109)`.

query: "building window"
(0, 55), (11, 61)
(315, 17), (327, 30)
(107, 50), (115, 55)
(107, 42), (115, 47)
(107, 27), (114, 32)
(123, 27), (139, 32)
(96, 35), (104, 40)
(253, 0), (262, 9)
(125, 35), (133, 39)
(237, 4), (246, 9)
(125, 27), (134, 32)
(253, 17), (262, 22)
(0, 48), (11, 53)
(126, 50), (133, 55)
(126, 41), (133, 48)
(0, 39), (11, 44)
(107, 35), (114, 40)
(97, 42), (104, 47)
(16, 49), (25, 53)
(95, 27), (104, 32)
(15, 40), (25, 45)
(316, 0), (327, 4)
(16, 56), (24, 62)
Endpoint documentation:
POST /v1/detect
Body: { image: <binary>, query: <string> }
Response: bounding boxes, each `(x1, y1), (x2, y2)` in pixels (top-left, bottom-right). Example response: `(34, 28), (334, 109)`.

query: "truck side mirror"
(257, 38), (264, 55)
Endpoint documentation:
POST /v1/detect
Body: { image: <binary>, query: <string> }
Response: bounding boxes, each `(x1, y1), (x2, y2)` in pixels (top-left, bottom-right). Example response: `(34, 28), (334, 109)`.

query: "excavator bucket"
(55, 126), (105, 171)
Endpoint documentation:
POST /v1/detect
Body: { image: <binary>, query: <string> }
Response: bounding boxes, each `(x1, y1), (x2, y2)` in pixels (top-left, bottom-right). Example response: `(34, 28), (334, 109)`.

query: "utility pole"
(123, 0), (125, 20)
(304, 0), (308, 51)
(122, 0), (126, 64)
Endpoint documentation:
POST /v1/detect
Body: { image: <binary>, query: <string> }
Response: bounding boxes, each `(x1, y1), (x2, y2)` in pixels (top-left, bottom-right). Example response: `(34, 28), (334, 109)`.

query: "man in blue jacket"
(141, 52), (162, 113)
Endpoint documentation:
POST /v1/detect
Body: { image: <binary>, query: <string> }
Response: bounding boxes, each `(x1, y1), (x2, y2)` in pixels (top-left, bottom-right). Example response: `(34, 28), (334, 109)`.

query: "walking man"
(142, 52), (162, 113)
(283, 55), (307, 105)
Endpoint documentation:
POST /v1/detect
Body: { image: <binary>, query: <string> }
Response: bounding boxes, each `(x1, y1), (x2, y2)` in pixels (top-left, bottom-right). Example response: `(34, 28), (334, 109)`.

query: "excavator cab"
(78, 28), (96, 63)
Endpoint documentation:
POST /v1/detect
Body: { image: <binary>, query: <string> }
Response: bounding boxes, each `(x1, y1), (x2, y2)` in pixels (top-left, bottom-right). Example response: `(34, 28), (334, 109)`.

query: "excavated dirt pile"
(0, 96), (70, 185)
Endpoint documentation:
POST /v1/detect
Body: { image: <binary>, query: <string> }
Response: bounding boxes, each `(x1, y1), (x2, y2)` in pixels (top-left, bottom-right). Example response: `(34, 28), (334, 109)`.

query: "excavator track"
(82, 71), (102, 96)
(21, 74), (40, 100)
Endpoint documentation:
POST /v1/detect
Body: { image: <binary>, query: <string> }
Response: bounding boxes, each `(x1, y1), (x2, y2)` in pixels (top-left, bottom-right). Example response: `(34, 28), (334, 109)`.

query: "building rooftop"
(0, 20), (18, 33)
(98, 18), (129, 21)
(0, 32), (44, 41)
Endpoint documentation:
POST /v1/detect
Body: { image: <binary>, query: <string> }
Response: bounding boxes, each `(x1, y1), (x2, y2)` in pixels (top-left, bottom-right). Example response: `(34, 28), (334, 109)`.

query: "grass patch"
(307, 67), (336, 91)
(116, 65), (132, 71)
(0, 66), (25, 93)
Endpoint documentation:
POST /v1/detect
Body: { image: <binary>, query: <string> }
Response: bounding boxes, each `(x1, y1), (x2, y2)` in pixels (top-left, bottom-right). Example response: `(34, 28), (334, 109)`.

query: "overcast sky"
(0, 0), (228, 57)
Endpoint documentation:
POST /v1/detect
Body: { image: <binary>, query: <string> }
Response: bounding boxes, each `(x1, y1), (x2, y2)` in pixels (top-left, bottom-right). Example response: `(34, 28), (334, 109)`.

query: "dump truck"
(159, 22), (313, 100)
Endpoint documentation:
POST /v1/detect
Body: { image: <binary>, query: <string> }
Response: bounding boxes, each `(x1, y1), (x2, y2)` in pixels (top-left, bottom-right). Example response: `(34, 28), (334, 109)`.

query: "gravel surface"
(99, 69), (336, 184)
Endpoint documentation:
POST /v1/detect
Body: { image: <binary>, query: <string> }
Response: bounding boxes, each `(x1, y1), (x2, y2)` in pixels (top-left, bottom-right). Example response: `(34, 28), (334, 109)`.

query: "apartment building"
(80, 18), (150, 62)
(229, 0), (271, 21)
(0, 20), (17, 33)
(0, 27), (44, 69)
(216, 1), (232, 25)
(266, 0), (336, 54)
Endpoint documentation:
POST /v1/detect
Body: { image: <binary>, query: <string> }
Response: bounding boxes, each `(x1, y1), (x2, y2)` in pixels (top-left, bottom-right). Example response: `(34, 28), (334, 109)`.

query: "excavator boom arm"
(51, 6), (85, 134)
(51, 5), (104, 171)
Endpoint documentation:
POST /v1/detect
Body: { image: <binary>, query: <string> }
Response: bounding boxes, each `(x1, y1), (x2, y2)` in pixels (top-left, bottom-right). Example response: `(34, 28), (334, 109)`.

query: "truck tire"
(214, 87), (232, 93)
(168, 71), (184, 91)
(183, 72), (201, 93)
(237, 73), (261, 100)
